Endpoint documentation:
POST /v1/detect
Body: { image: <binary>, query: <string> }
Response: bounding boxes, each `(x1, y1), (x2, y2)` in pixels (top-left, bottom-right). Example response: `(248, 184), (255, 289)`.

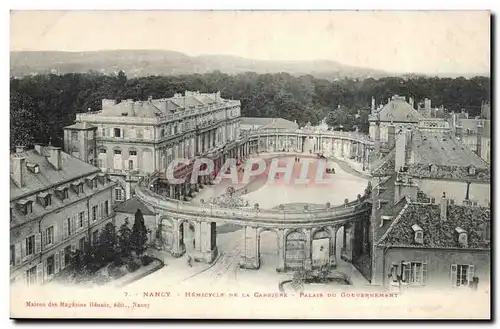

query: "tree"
(131, 209), (148, 255)
(117, 219), (133, 257)
(97, 223), (117, 263)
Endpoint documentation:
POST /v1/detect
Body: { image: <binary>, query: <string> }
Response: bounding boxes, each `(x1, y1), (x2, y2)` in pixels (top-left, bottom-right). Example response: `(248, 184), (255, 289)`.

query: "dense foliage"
(10, 71), (490, 149)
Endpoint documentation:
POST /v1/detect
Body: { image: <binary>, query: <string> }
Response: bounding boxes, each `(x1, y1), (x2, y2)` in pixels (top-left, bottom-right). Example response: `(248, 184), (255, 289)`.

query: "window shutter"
(451, 264), (458, 287)
(43, 260), (48, 281)
(21, 240), (26, 260)
(403, 264), (410, 283)
(53, 224), (58, 244)
(468, 265), (475, 283)
(60, 250), (65, 269)
(54, 253), (60, 274)
(71, 216), (76, 235)
(422, 262), (428, 285)
(35, 233), (41, 254)
(15, 242), (21, 265)
(42, 229), (46, 247)
(36, 263), (43, 284)
(63, 219), (68, 239)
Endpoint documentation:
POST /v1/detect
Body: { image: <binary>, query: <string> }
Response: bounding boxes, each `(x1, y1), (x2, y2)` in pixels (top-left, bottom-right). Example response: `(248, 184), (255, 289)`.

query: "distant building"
(240, 117), (299, 132)
(64, 91), (241, 202)
(10, 145), (115, 286)
(369, 128), (490, 290)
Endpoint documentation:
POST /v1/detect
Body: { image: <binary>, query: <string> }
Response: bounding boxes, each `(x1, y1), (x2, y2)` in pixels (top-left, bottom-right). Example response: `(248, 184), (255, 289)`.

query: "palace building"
(10, 145), (116, 286)
(63, 91), (242, 203)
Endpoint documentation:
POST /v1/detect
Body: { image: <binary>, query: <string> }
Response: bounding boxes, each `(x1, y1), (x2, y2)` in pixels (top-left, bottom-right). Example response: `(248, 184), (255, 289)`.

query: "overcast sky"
(10, 10), (490, 74)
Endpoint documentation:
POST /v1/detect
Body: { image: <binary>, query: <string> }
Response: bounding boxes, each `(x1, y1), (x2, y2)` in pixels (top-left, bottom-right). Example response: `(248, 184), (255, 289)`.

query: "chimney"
(10, 154), (25, 188)
(34, 144), (43, 155)
(15, 145), (25, 153)
(440, 192), (447, 221)
(394, 129), (407, 172)
(371, 97), (375, 113)
(409, 97), (414, 109)
(424, 98), (431, 110)
(387, 125), (396, 149)
(47, 146), (62, 170)
(394, 173), (418, 203)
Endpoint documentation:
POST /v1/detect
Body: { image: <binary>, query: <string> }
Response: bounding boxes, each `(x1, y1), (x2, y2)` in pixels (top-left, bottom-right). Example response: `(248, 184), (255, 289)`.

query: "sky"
(10, 10), (491, 74)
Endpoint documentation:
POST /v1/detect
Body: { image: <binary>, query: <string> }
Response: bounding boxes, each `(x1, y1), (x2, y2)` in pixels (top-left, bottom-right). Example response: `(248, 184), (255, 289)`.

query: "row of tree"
(10, 70), (490, 149)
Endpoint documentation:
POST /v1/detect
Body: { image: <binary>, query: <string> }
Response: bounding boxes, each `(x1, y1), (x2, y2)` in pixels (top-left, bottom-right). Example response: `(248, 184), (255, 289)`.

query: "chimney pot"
(440, 192), (448, 221)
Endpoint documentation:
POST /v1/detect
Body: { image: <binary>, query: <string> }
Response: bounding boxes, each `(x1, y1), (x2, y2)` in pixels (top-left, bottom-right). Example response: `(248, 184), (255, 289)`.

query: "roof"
(10, 148), (101, 200)
(240, 117), (299, 130)
(458, 119), (491, 138)
(64, 122), (96, 130)
(409, 130), (488, 167)
(377, 202), (491, 250)
(370, 96), (423, 123)
(114, 196), (155, 216)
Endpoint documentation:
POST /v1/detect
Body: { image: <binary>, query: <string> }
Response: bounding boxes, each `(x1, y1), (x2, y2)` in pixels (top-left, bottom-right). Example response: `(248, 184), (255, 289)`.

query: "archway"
(303, 137), (315, 154)
(258, 229), (279, 270)
(312, 229), (330, 268)
(285, 230), (306, 270)
(158, 217), (174, 250)
(185, 222), (196, 254)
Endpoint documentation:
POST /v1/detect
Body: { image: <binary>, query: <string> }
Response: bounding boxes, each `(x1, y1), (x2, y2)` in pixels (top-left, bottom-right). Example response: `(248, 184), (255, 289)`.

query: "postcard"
(9, 10), (491, 319)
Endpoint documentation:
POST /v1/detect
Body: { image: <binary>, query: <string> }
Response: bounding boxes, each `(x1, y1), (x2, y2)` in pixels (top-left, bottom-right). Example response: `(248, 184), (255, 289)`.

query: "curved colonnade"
(135, 128), (374, 272)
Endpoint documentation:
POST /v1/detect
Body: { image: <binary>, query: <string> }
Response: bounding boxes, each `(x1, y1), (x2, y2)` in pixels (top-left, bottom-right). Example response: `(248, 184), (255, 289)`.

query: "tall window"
(101, 127), (106, 137)
(66, 218), (71, 236)
(79, 237), (86, 251)
(78, 212), (85, 228)
(115, 188), (123, 202)
(71, 131), (78, 141)
(451, 264), (475, 287)
(27, 266), (37, 286)
(128, 160), (134, 170)
(45, 226), (54, 246)
(64, 246), (72, 265)
(26, 235), (35, 256)
(92, 205), (98, 221)
(46, 255), (55, 276)
(403, 262), (427, 285)
(92, 230), (99, 245)
(104, 201), (109, 217)
(114, 128), (121, 138)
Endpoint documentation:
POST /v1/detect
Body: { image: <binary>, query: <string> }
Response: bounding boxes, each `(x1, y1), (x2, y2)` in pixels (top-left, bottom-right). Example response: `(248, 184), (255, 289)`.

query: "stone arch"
(257, 227), (279, 269)
(285, 229), (307, 270)
(311, 227), (332, 268)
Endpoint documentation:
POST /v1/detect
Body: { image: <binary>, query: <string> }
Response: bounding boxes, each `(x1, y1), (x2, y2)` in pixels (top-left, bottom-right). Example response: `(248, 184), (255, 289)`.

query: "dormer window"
(412, 224), (423, 244)
(37, 192), (51, 208)
(468, 166), (476, 175)
(429, 164), (437, 173)
(97, 173), (106, 185)
(55, 186), (69, 200)
(26, 163), (40, 174)
(85, 175), (96, 188)
(455, 227), (468, 248)
(71, 181), (84, 195)
(17, 199), (33, 215)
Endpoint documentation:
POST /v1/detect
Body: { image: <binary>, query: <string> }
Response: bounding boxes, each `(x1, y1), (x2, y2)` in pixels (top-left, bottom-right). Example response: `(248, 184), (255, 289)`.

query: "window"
(128, 160), (134, 170)
(26, 235), (35, 256)
(64, 246), (72, 265)
(114, 128), (121, 138)
(45, 226), (54, 246)
(66, 218), (71, 237)
(46, 255), (55, 276)
(79, 237), (86, 251)
(92, 230), (99, 245)
(115, 188), (123, 202)
(71, 131), (78, 141)
(27, 266), (37, 286)
(101, 128), (106, 137)
(104, 201), (109, 217)
(404, 262), (427, 285)
(469, 166), (476, 175)
(129, 150), (137, 156)
(92, 205), (98, 221)
(78, 183), (84, 194)
(114, 149), (122, 155)
(78, 212), (84, 228)
(10, 245), (14, 265)
(46, 195), (52, 207)
(93, 179), (98, 189)
(415, 231), (423, 244)
(448, 199), (455, 205)
(99, 149), (106, 154)
(452, 264), (475, 287)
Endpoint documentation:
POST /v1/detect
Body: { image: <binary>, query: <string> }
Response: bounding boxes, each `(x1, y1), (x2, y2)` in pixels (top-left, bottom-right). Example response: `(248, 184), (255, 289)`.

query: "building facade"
(10, 145), (116, 286)
(64, 91), (241, 203)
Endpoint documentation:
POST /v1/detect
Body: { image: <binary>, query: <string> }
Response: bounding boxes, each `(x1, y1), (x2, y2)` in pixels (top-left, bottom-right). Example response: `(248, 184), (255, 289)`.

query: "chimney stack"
(34, 144), (43, 155)
(394, 129), (407, 172)
(371, 97), (375, 113)
(47, 146), (62, 170)
(11, 154), (26, 188)
(409, 97), (414, 109)
(440, 192), (448, 221)
(424, 98), (431, 110)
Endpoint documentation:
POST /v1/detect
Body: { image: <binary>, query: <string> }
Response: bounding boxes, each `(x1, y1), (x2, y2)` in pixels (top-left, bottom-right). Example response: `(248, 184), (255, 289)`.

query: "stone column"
(171, 220), (186, 258)
(304, 229), (312, 271)
(198, 222), (217, 263)
(277, 229), (286, 272)
(329, 226), (338, 268)
(240, 226), (259, 269)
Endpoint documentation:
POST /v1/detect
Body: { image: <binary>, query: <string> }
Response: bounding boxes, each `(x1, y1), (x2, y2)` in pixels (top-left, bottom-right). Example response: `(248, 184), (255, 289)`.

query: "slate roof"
(370, 96), (423, 123)
(10, 148), (101, 200)
(64, 122), (96, 130)
(114, 196), (155, 216)
(377, 202), (491, 250)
